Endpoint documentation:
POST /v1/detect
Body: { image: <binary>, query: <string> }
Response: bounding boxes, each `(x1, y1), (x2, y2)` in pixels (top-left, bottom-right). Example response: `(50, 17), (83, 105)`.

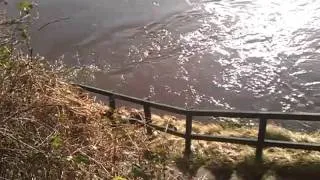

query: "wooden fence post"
(144, 104), (152, 135)
(256, 118), (267, 162)
(109, 95), (116, 110)
(184, 112), (193, 158)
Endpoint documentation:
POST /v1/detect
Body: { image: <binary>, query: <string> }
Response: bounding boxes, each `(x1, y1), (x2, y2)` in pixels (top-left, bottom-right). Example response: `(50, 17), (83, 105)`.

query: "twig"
(0, 128), (44, 154)
(35, 131), (56, 147)
(2, 105), (37, 123)
(2, 104), (56, 123)
(12, 117), (56, 131)
(79, 150), (111, 177)
(38, 17), (70, 31)
(0, 14), (31, 25)
(125, 132), (140, 150)
(112, 131), (117, 164)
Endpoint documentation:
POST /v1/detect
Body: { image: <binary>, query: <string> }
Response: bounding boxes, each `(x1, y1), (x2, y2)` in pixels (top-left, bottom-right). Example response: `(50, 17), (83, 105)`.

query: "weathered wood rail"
(76, 84), (320, 161)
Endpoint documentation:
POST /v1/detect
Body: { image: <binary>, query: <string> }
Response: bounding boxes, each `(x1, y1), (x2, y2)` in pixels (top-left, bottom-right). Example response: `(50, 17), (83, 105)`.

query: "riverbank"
(1, 56), (320, 179)
(1, 5), (320, 179)
(116, 107), (320, 179)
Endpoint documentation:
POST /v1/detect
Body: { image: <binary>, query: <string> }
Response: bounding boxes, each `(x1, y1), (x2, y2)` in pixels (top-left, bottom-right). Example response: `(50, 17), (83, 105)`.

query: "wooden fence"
(76, 84), (320, 161)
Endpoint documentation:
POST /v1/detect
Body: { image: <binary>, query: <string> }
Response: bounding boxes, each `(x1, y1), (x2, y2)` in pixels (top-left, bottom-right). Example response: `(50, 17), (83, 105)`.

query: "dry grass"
(0, 58), (182, 179)
(265, 125), (293, 141)
(116, 107), (320, 179)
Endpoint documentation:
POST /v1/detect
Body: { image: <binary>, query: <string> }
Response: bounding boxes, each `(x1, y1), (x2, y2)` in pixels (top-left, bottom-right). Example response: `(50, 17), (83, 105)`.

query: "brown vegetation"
(1, 3), (320, 179)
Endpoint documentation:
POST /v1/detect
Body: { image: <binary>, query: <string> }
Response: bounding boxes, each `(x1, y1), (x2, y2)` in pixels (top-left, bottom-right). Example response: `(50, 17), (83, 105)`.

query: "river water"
(7, 0), (320, 129)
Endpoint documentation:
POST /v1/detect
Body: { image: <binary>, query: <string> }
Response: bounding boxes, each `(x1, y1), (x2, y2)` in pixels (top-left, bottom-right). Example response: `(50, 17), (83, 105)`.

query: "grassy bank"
(2, 58), (320, 180)
(1, 3), (320, 179)
(0, 58), (179, 179)
(117, 107), (320, 179)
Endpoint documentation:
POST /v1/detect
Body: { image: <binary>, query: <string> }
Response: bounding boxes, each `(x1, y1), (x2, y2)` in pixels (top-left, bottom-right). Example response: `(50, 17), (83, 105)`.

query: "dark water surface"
(8, 0), (320, 130)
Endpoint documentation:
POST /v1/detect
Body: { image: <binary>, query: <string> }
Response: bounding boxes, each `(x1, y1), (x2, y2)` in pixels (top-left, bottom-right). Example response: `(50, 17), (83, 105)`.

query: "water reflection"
(8, 0), (320, 119)
(76, 0), (319, 115)
(175, 0), (320, 112)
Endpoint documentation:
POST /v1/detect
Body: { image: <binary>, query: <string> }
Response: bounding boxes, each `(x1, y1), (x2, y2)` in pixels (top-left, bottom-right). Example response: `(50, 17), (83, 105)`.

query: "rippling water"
(8, 0), (320, 129)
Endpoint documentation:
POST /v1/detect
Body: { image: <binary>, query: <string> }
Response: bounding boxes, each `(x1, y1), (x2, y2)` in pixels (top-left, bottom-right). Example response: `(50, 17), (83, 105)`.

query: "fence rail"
(76, 84), (320, 161)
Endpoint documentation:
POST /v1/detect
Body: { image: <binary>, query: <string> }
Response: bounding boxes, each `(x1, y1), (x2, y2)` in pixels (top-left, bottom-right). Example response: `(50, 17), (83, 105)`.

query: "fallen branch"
(38, 17), (70, 31)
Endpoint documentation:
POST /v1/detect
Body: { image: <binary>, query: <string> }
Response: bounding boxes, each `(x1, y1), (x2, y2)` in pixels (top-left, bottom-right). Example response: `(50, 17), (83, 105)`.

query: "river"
(7, 0), (320, 130)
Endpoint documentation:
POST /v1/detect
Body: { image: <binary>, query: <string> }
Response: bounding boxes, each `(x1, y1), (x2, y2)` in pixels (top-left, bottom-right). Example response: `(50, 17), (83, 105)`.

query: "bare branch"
(38, 17), (70, 31)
